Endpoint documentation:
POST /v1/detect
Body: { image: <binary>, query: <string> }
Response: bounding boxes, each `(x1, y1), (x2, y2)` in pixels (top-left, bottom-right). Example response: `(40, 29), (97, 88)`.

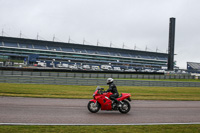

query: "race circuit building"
(0, 36), (168, 70)
(187, 62), (200, 73)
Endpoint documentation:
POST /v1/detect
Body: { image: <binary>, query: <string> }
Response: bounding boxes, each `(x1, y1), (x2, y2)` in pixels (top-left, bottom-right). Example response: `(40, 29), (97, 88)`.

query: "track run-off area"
(0, 96), (200, 125)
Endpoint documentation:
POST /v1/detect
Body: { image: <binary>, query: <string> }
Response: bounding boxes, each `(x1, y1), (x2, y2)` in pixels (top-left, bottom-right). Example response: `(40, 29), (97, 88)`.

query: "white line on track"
(0, 122), (200, 126)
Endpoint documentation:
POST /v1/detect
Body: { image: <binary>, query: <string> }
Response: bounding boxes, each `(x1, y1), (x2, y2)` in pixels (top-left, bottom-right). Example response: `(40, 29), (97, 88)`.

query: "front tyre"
(119, 100), (131, 114)
(87, 101), (100, 113)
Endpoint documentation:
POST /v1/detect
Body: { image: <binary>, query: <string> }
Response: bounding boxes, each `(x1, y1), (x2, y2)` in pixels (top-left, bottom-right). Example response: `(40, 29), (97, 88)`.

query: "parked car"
(101, 65), (112, 70)
(125, 69), (136, 72)
(69, 65), (78, 69)
(92, 66), (100, 70)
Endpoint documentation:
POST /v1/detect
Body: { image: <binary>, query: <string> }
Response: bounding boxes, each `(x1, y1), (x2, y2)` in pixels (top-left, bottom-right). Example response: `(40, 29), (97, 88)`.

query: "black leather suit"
(106, 82), (119, 104)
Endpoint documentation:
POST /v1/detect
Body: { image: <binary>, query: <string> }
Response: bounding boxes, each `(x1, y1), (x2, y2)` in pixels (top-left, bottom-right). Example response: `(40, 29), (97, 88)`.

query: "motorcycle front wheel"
(87, 101), (100, 113)
(118, 100), (131, 114)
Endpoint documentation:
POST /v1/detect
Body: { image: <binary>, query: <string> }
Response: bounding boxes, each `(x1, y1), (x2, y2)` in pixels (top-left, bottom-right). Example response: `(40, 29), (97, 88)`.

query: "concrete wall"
(0, 70), (197, 79)
(0, 71), (200, 87)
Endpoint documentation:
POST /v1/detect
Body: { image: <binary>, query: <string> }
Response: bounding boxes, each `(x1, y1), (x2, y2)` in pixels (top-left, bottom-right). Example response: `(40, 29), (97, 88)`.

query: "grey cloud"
(1, 0), (200, 68)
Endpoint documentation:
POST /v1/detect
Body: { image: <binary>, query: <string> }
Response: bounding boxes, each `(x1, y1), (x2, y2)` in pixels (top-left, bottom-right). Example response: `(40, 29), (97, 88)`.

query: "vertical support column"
(168, 18), (176, 71)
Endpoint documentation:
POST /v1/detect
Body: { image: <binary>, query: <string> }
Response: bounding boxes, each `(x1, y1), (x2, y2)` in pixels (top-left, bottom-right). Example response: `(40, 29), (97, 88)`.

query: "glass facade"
(0, 37), (168, 69)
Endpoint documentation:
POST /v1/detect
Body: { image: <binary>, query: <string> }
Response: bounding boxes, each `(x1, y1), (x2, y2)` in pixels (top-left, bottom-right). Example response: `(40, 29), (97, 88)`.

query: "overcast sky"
(0, 0), (200, 69)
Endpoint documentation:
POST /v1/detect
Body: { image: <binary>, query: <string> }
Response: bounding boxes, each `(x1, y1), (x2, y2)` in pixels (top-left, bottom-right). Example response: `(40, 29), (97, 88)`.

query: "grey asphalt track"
(0, 96), (200, 125)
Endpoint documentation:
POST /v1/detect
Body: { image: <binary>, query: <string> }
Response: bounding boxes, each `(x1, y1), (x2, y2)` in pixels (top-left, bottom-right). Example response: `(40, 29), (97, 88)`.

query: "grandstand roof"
(187, 62), (200, 70)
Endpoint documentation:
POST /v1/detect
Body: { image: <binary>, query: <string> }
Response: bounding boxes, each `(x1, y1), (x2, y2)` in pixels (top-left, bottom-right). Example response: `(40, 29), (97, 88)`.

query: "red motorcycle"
(87, 87), (131, 114)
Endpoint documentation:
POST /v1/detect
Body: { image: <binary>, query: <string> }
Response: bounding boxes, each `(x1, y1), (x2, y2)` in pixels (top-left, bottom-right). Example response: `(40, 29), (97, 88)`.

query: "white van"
(37, 61), (46, 67)
(83, 65), (90, 70)
(101, 65), (112, 70)
(69, 65), (78, 69)
(113, 67), (121, 71)
(57, 63), (69, 68)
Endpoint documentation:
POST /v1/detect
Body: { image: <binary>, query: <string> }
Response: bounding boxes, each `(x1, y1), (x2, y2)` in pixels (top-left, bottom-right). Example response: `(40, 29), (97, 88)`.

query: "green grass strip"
(1, 83), (200, 100)
(0, 125), (200, 133)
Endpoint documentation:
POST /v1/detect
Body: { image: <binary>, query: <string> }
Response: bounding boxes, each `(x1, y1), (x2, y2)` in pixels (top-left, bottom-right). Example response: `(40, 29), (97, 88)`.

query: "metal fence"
(0, 71), (200, 87)
(0, 70), (198, 79)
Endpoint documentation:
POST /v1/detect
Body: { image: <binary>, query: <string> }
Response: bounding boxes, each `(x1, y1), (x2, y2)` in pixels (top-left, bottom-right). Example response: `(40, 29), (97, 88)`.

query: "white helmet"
(107, 78), (114, 84)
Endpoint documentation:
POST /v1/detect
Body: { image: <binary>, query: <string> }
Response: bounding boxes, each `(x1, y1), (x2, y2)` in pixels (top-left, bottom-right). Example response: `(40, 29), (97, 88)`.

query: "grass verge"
(0, 83), (200, 100)
(0, 125), (200, 133)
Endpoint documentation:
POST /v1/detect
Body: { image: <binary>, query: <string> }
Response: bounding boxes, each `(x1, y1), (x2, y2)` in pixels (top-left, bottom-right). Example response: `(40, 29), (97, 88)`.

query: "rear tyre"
(118, 100), (131, 114)
(87, 101), (100, 113)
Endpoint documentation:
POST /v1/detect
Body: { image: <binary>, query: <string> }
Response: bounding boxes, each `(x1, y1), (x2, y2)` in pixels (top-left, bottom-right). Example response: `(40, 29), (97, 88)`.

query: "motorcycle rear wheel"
(88, 101), (100, 113)
(118, 100), (131, 114)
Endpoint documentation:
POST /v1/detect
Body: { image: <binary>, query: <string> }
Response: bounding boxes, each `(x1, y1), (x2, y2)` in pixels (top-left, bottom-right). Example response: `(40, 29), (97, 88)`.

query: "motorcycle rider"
(105, 78), (121, 107)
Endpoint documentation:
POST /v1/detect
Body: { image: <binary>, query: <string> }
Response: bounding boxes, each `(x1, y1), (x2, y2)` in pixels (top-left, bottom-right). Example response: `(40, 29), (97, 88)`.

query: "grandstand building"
(187, 62), (200, 73)
(0, 36), (168, 71)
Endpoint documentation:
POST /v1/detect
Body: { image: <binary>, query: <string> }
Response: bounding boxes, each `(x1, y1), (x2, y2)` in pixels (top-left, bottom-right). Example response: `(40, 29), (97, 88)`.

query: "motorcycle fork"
(94, 101), (98, 107)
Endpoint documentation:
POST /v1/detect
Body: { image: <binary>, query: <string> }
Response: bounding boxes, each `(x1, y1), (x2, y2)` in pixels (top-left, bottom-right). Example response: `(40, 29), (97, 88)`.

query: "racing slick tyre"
(118, 100), (131, 114)
(88, 101), (100, 113)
